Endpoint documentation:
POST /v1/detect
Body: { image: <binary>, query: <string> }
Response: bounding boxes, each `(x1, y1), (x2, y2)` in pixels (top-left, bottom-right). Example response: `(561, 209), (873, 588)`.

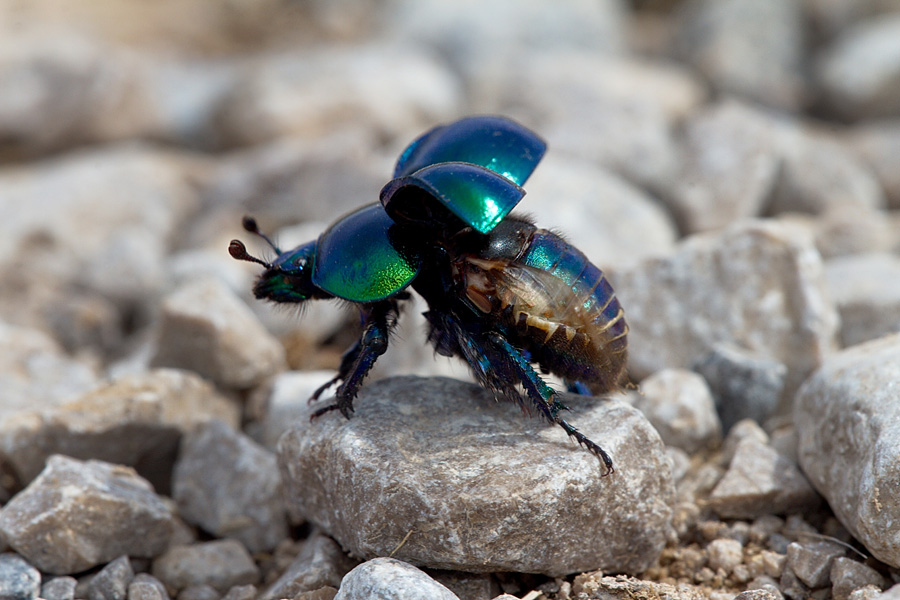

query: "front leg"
(311, 300), (400, 419)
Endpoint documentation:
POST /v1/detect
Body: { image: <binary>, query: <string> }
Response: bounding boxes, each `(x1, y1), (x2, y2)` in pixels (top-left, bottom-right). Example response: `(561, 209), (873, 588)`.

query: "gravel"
(0, 1), (898, 598)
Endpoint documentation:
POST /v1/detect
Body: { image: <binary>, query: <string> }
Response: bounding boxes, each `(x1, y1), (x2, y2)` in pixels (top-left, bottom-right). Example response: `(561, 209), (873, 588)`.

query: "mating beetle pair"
(230, 116), (628, 474)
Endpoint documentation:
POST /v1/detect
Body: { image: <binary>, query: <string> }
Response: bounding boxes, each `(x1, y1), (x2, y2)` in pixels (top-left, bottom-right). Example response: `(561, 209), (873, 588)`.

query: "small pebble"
(42, 577), (78, 600)
(706, 538), (743, 574)
(332, 558), (458, 600)
(0, 456), (174, 575)
(152, 540), (259, 595)
(0, 553), (41, 600)
(88, 555), (134, 600)
(128, 574), (171, 600)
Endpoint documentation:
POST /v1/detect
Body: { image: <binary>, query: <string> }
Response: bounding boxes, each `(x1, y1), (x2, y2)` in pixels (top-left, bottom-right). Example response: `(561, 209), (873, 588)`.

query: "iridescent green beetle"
(230, 116), (628, 473)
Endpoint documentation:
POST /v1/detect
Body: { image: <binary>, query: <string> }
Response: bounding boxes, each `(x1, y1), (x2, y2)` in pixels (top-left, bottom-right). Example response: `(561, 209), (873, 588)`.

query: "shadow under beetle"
(230, 116), (629, 474)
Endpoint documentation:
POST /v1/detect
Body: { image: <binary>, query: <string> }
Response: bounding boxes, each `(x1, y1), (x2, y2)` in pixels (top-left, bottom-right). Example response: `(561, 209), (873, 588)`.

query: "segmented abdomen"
(481, 229), (629, 393)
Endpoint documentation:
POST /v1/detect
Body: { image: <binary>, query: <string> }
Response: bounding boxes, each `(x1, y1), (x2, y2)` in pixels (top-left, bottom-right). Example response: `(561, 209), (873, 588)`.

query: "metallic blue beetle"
(230, 116), (628, 473)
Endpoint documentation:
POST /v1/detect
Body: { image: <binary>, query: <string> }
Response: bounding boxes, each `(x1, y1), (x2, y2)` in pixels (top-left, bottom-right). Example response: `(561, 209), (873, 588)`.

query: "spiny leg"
(485, 333), (613, 475)
(428, 312), (613, 474)
(310, 300), (399, 420)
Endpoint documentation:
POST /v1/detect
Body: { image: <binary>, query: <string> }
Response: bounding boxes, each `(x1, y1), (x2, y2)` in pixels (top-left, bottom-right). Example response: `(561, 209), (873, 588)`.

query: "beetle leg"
(310, 300), (399, 420)
(485, 333), (614, 475)
(427, 311), (613, 474)
(309, 340), (362, 403)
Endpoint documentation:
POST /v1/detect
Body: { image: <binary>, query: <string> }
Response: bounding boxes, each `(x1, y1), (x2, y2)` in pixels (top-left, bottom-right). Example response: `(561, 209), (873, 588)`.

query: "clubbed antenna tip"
(242, 215), (281, 253)
(229, 239), (271, 268)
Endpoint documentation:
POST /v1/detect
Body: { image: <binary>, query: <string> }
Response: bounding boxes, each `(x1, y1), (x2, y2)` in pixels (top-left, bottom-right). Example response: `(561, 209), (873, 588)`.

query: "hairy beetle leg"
(487, 334), (615, 476)
(427, 311), (614, 475)
(309, 300), (400, 420)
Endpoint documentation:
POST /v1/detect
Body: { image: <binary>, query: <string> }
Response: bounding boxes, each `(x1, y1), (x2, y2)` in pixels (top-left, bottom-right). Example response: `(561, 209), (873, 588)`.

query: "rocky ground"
(1, 0), (900, 599)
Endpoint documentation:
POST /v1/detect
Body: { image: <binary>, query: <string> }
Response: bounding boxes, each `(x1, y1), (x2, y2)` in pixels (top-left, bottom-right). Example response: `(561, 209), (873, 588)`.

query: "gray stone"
(848, 120), (900, 208)
(152, 541), (259, 595)
(173, 420), (288, 553)
(769, 130), (885, 217)
(673, 0), (806, 110)
(0, 145), (201, 327)
(610, 220), (839, 397)
(426, 571), (497, 600)
(795, 333), (900, 568)
(631, 369), (722, 454)
(812, 206), (896, 259)
(88, 555), (134, 600)
(0, 553), (41, 600)
(152, 278), (286, 389)
(175, 585), (219, 600)
(0, 30), (161, 152)
(665, 100), (781, 234)
(467, 51), (700, 191)
(708, 437), (821, 519)
(734, 590), (782, 600)
(260, 533), (356, 600)
(831, 557), (888, 600)
(0, 456), (174, 575)
(215, 43), (460, 147)
(0, 369), (240, 491)
(803, 0), (878, 38)
(279, 376), (674, 577)
(522, 156), (677, 269)
(388, 0), (624, 81)
(0, 321), (99, 421)
(721, 420), (770, 465)
(204, 132), (385, 231)
(220, 585), (256, 600)
(785, 540), (845, 588)
(856, 586), (891, 600)
(295, 588), (338, 600)
(42, 577), (77, 600)
(824, 253), (900, 347)
(694, 343), (787, 432)
(816, 14), (900, 119)
(333, 558), (458, 600)
(780, 568), (810, 600)
(128, 574), (171, 600)
(873, 585), (900, 600)
(706, 538), (743, 575)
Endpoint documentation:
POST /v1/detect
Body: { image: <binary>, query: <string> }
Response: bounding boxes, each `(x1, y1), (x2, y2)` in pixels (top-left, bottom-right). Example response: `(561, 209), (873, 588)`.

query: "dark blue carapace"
(229, 115), (629, 474)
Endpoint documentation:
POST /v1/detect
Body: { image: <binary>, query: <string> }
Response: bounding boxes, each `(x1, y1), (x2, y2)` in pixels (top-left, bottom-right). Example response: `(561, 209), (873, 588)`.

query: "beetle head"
(229, 216), (322, 303)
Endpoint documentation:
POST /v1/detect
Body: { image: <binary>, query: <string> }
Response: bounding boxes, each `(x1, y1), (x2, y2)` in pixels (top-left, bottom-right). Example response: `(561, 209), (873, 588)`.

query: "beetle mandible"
(229, 116), (629, 474)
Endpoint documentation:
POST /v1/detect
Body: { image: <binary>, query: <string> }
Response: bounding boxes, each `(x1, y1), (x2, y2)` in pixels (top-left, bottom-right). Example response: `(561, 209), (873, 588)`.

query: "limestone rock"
(0, 369), (239, 490)
(151, 540), (259, 595)
(173, 419), (289, 553)
(631, 369), (722, 454)
(0, 455), (174, 574)
(333, 558), (458, 600)
(795, 333), (900, 568)
(152, 278), (286, 389)
(278, 376), (674, 577)
(611, 220), (839, 397)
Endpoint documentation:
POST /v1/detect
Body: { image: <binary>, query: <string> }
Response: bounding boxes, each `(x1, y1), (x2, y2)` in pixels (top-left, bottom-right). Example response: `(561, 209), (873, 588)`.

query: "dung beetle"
(230, 116), (628, 474)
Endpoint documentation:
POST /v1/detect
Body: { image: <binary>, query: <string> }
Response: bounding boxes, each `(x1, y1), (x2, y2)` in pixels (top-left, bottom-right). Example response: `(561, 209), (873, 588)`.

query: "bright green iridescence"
(312, 204), (419, 302)
(412, 163), (525, 234)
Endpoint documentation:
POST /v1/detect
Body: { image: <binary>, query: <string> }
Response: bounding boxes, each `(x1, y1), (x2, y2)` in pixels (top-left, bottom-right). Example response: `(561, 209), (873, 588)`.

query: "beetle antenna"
(242, 216), (282, 253)
(229, 239), (273, 269)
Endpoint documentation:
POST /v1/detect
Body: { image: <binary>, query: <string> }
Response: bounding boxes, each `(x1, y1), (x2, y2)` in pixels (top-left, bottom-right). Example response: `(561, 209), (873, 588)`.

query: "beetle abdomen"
(462, 229), (628, 394)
